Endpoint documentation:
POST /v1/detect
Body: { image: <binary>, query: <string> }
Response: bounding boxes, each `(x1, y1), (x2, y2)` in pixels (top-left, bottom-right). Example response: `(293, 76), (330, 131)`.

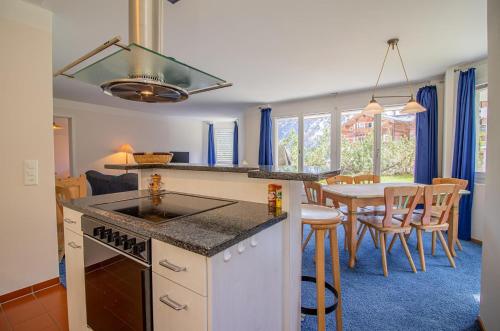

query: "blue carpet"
(301, 227), (482, 331)
(59, 257), (66, 288)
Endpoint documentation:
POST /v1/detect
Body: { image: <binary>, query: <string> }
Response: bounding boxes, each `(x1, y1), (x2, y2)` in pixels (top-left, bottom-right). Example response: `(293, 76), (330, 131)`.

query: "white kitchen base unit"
(152, 221), (284, 331)
(63, 207), (88, 331)
(63, 206), (286, 331)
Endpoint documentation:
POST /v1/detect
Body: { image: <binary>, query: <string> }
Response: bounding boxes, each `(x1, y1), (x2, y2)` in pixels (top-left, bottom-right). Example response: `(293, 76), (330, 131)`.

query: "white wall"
(0, 0), (58, 295)
(53, 99), (243, 176)
(480, 0), (500, 328)
(244, 79), (445, 169)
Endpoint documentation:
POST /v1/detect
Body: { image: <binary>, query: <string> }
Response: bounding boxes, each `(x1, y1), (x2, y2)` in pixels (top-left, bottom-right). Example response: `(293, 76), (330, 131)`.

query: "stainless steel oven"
(82, 216), (152, 331)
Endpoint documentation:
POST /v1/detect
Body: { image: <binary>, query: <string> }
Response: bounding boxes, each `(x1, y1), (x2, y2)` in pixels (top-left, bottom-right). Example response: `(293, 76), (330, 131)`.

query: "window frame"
(213, 123), (234, 165)
(273, 104), (417, 182)
(475, 82), (488, 183)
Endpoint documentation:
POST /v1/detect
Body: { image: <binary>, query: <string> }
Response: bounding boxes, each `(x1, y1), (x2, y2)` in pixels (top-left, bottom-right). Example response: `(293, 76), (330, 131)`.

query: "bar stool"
(301, 204), (343, 331)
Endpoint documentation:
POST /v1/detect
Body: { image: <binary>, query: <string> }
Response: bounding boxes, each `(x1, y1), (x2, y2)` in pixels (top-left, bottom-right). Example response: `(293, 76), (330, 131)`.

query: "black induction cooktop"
(92, 193), (236, 223)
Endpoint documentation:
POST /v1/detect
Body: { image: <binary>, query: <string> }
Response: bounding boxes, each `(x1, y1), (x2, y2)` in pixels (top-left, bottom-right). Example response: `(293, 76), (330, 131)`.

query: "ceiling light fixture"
(363, 38), (426, 115)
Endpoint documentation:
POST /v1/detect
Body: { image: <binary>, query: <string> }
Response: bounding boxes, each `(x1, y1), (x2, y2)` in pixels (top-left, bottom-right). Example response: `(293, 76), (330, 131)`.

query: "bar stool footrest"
(301, 275), (338, 316)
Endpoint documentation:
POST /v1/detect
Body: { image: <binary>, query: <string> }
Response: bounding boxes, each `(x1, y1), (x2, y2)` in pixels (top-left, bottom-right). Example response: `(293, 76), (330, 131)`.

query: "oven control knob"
(100, 229), (112, 239)
(133, 242), (146, 255)
(123, 238), (136, 250)
(93, 226), (105, 237)
(115, 234), (127, 246)
(107, 231), (120, 243)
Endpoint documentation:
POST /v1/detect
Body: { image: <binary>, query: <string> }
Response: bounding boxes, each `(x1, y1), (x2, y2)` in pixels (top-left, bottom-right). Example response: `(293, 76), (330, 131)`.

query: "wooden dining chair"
(405, 184), (459, 271)
(356, 186), (423, 277)
(431, 177), (468, 252)
(326, 175), (353, 185)
(353, 174), (381, 184)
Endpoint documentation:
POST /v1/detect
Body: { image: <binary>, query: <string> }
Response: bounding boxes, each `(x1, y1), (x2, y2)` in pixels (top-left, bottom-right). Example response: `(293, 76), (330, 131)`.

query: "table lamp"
(117, 143), (134, 167)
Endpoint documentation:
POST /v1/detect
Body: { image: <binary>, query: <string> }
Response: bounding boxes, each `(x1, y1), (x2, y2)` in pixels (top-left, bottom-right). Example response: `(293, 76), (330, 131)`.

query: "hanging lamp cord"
(371, 43), (391, 98)
(395, 43), (415, 99)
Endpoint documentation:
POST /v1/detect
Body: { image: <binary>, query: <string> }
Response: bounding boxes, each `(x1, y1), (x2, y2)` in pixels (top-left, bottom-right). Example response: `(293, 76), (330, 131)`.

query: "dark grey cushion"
(85, 170), (138, 196)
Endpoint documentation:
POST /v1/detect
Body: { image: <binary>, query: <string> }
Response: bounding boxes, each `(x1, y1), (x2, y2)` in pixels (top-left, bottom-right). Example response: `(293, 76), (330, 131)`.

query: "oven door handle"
(159, 295), (187, 311)
(159, 259), (187, 272)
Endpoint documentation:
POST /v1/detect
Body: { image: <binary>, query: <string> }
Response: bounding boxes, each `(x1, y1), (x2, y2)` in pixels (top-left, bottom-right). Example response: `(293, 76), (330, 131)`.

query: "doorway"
(53, 116), (73, 178)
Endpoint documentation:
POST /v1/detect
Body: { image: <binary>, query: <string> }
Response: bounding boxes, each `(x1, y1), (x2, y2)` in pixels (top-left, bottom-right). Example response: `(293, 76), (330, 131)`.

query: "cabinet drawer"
(153, 273), (207, 331)
(152, 239), (207, 296)
(62, 207), (83, 234)
(64, 228), (87, 331)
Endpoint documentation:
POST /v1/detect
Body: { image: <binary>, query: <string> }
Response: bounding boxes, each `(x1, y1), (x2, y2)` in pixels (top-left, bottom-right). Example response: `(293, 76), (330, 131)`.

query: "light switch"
(24, 160), (38, 185)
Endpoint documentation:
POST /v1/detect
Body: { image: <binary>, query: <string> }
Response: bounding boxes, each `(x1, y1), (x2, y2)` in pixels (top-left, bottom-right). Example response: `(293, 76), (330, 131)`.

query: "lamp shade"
(117, 143), (134, 154)
(362, 98), (384, 116)
(400, 99), (426, 114)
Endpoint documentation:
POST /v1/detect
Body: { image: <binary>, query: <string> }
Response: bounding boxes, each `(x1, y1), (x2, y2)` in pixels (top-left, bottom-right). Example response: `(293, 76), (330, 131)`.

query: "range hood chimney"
(129, 0), (164, 53)
(53, 0), (232, 104)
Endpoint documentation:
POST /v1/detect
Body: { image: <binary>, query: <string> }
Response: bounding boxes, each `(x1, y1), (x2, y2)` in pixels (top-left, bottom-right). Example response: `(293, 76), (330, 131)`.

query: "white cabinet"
(152, 222), (285, 331)
(62, 207), (83, 234)
(63, 207), (87, 331)
(152, 239), (207, 296)
(153, 273), (207, 331)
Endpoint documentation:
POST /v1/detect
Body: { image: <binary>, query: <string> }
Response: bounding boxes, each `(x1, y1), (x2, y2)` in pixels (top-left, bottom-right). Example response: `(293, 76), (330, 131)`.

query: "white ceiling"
(32, 0), (487, 117)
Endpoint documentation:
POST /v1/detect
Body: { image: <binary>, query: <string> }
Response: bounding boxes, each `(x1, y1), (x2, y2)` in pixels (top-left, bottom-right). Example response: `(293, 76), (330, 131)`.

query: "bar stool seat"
(301, 204), (343, 331)
(302, 205), (343, 224)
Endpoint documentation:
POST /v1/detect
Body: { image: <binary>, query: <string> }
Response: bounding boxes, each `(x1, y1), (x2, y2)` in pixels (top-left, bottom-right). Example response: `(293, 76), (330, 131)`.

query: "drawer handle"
(64, 218), (76, 224)
(68, 242), (81, 249)
(160, 295), (187, 311)
(159, 259), (187, 272)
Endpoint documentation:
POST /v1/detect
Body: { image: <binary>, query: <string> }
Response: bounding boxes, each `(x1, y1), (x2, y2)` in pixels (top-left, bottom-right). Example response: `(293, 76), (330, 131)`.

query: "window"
(341, 110), (374, 175)
(475, 84), (488, 176)
(214, 127), (233, 164)
(303, 114), (331, 172)
(380, 107), (416, 183)
(276, 117), (299, 170)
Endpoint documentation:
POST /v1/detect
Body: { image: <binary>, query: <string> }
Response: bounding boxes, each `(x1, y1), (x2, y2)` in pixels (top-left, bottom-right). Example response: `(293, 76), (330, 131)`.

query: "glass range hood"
(53, 0), (232, 103)
(70, 43), (230, 103)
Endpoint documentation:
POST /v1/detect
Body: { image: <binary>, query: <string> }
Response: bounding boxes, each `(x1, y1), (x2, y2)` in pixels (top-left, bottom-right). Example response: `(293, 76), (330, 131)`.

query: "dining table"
(321, 182), (470, 268)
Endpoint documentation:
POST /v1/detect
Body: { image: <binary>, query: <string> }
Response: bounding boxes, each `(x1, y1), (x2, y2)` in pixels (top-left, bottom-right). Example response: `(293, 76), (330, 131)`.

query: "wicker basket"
(133, 152), (174, 164)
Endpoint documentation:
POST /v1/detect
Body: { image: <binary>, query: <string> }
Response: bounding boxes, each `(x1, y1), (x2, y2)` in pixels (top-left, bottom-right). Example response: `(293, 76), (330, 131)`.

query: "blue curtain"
(208, 123), (216, 165)
(258, 108), (273, 166)
(414, 86), (438, 184)
(452, 68), (476, 240)
(232, 121), (239, 165)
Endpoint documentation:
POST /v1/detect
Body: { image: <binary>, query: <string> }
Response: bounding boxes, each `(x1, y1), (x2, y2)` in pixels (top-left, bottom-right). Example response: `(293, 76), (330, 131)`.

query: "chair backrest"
(303, 181), (323, 205)
(55, 174), (87, 201)
(382, 186), (424, 227)
(421, 184), (459, 225)
(432, 177), (468, 190)
(326, 175), (353, 185)
(353, 174), (381, 184)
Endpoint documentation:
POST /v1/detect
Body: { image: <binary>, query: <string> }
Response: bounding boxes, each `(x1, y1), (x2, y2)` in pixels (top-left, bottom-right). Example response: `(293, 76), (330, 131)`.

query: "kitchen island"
(63, 163), (339, 331)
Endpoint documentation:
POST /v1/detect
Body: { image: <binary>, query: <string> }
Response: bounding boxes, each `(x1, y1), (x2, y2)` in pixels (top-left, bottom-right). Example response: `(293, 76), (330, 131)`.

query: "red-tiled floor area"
(0, 285), (68, 331)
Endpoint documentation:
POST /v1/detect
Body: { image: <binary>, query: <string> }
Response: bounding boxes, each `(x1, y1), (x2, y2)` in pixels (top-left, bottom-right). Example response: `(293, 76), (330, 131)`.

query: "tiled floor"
(0, 285), (68, 331)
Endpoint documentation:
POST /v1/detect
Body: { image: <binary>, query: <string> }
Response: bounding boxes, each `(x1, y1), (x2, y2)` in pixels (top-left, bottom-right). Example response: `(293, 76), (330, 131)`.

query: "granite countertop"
(63, 190), (287, 257)
(105, 163), (340, 181)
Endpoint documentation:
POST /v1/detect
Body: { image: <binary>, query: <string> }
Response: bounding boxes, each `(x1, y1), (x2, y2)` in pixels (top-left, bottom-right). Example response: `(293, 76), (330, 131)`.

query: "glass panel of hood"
(72, 43), (226, 92)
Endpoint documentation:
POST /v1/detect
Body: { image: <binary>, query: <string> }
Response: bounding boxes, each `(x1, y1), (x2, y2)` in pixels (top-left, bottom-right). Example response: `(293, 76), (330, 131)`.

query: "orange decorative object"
(149, 174), (162, 194)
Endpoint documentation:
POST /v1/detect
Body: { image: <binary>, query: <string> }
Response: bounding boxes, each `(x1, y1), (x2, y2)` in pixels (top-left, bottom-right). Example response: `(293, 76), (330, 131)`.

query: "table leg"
(448, 201), (459, 257)
(347, 202), (358, 268)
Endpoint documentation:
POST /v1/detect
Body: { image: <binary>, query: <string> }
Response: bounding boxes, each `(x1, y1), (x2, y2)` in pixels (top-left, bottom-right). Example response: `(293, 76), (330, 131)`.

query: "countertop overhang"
(105, 163), (340, 181)
(63, 190), (287, 257)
